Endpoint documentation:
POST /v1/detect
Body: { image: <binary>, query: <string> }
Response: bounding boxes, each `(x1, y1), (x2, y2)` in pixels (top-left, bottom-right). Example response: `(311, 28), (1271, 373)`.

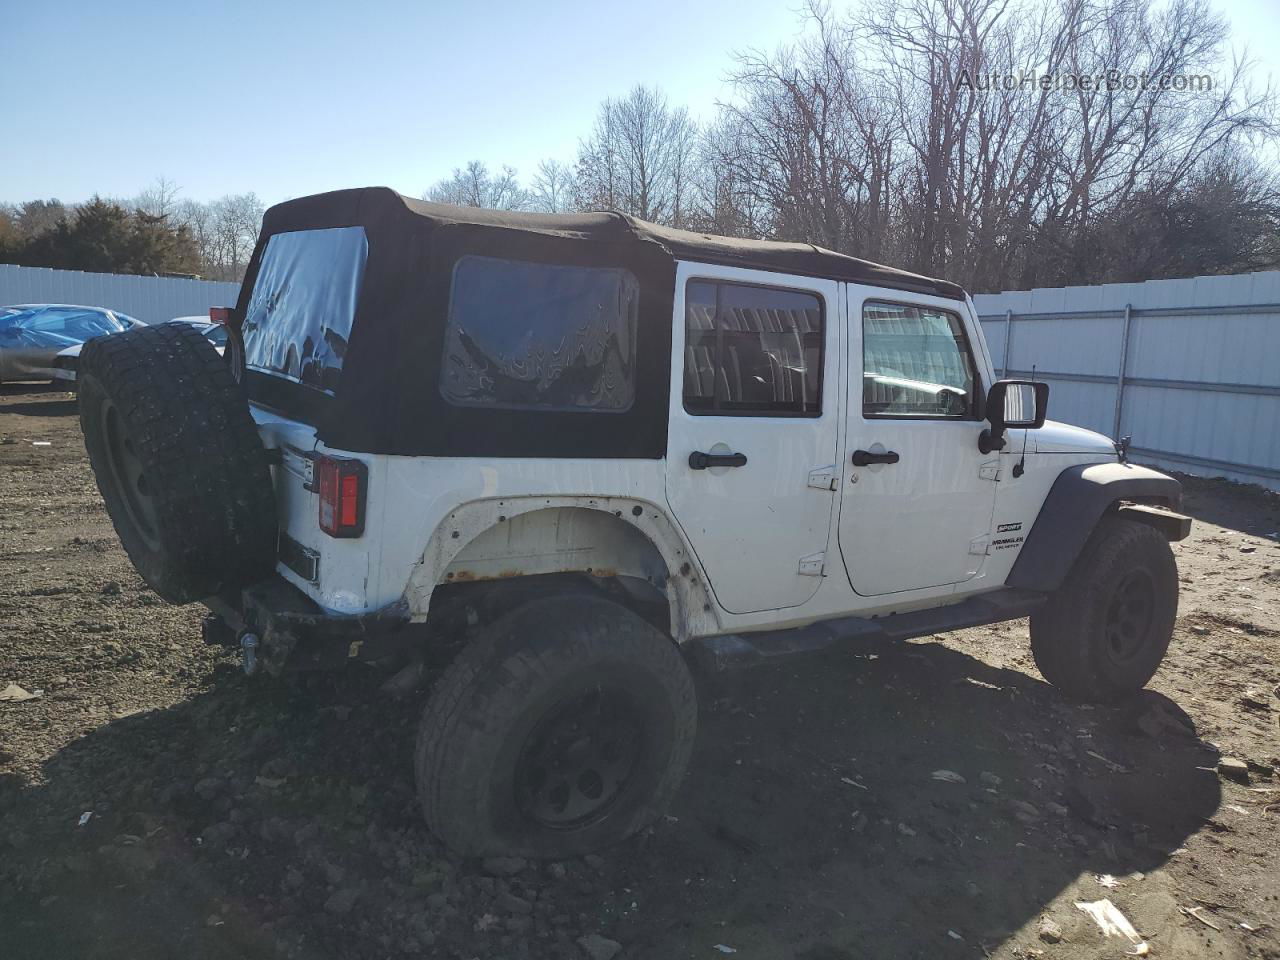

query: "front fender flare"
(1007, 462), (1184, 593)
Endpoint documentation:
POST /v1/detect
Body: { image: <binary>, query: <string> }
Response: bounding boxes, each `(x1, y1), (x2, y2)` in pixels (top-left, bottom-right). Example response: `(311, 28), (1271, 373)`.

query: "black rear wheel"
(416, 594), (697, 857)
(1030, 515), (1178, 702)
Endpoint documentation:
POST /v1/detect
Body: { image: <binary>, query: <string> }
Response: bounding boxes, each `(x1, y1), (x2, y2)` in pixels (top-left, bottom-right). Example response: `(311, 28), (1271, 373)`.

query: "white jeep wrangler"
(77, 188), (1190, 858)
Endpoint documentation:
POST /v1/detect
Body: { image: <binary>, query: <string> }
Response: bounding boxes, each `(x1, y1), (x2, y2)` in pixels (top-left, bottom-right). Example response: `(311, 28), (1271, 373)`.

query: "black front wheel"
(1030, 516), (1178, 702)
(415, 594), (697, 857)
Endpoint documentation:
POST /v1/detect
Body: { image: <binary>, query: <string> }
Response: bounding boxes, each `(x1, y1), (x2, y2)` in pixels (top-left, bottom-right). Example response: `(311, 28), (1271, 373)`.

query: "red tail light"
(208, 306), (232, 324)
(316, 455), (367, 538)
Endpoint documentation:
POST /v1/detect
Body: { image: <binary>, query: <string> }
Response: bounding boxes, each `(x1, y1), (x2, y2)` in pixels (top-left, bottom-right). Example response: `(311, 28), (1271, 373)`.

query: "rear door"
(665, 263), (841, 615)
(838, 291), (997, 596)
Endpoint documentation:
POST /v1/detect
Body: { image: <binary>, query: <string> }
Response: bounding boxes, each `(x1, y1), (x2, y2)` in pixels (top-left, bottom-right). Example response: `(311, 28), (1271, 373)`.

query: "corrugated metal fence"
(973, 271), (1280, 492)
(0, 264), (240, 327)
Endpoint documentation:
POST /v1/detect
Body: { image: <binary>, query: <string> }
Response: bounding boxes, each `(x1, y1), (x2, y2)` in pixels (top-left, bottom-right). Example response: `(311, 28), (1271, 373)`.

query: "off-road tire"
(416, 594), (697, 857)
(78, 322), (277, 604)
(1030, 515), (1178, 702)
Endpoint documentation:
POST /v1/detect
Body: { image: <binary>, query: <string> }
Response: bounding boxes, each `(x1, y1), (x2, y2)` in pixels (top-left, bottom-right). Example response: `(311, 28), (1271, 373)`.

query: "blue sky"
(4, 0), (1277, 207)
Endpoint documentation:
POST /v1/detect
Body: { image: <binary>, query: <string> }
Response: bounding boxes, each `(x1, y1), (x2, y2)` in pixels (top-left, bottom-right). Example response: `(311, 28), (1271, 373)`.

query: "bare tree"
(576, 85), (699, 226)
(425, 162), (532, 210)
(1020, 0), (1276, 286)
(134, 176), (182, 219)
(687, 117), (776, 238)
(173, 193), (264, 281)
(530, 159), (578, 213)
(706, 0), (1278, 289)
(717, 9), (904, 258)
(173, 198), (215, 274)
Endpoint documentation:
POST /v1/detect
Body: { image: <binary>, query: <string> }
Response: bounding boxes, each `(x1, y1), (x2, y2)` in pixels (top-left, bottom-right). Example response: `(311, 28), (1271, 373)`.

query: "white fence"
(0, 264), (240, 327)
(973, 271), (1280, 492)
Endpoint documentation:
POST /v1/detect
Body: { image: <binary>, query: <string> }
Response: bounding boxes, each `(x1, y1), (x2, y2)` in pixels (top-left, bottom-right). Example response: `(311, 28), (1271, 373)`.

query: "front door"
(838, 292), (998, 596)
(665, 264), (841, 615)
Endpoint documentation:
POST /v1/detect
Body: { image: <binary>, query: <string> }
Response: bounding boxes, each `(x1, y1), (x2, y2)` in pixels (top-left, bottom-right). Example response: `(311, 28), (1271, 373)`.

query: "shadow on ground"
(0, 636), (1220, 959)
(0, 381), (78, 418)
(1172, 470), (1280, 539)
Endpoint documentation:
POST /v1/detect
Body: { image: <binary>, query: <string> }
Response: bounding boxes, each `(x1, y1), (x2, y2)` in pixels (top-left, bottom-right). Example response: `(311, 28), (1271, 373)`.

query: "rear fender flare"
(403, 497), (720, 642)
(1007, 462), (1185, 593)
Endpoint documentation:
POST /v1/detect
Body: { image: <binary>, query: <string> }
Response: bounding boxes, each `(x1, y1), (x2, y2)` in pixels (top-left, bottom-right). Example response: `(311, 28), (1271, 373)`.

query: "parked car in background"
(53, 316), (227, 385)
(0, 304), (142, 383)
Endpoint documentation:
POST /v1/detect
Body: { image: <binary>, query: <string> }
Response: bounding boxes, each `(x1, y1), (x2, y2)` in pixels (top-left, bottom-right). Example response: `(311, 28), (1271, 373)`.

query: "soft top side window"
(862, 301), (977, 419)
(440, 256), (640, 413)
(683, 279), (824, 417)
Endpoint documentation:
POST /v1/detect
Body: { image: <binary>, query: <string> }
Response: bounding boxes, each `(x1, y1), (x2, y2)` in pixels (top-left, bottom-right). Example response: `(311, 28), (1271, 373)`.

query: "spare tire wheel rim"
(515, 686), (645, 829)
(100, 399), (162, 551)
(1103, 569), (1155, 664)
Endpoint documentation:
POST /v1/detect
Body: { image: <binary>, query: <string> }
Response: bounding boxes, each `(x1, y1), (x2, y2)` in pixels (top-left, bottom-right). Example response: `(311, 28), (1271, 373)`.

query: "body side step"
(688, 587), (1047, 672)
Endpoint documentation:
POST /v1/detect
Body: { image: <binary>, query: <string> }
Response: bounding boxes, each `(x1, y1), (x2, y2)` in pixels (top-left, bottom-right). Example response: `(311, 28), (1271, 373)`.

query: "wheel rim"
(515, 687), (644, 829)
(1104, 569), (1155, 663)
(100, 399), (162, 551)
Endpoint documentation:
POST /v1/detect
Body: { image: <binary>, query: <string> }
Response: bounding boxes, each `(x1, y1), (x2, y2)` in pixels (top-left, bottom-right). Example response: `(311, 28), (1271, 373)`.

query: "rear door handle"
(689, 451), (748, 470)
(851, 449), (900, 466)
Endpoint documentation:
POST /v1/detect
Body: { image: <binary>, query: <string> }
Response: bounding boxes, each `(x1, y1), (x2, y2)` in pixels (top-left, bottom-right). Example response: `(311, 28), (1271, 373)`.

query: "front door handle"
(851, 449), (900, 466)
(689, 451), (748, 470)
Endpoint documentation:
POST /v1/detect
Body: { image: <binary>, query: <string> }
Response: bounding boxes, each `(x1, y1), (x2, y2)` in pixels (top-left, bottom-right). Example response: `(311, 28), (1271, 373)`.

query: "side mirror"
(979, 379), (1049, 453)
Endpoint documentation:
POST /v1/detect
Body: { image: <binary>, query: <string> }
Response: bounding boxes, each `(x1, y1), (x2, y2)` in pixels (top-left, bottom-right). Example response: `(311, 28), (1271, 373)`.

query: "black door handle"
(851, 449), (900, 466)
(689, 451), (748, 470)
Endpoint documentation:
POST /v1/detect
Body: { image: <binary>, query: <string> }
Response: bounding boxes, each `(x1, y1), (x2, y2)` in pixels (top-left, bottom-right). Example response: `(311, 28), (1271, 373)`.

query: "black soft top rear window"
(242, 226), (368, 394)
(439, 255), (639, 413)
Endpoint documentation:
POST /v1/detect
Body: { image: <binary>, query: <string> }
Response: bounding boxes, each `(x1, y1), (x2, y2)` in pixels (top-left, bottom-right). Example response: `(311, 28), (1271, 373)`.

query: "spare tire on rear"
(79, 322), (278, 604)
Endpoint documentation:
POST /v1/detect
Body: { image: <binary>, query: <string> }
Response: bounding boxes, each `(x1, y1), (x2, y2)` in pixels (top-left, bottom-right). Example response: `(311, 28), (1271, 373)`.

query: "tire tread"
(416, 594), (697, 857)
(79, 323), (277, 603)
(1030, 516), (1177, 702)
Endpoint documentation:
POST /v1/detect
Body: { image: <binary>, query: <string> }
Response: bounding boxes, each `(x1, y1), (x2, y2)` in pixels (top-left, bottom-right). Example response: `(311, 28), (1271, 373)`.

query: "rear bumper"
(206, 575), (414, 674)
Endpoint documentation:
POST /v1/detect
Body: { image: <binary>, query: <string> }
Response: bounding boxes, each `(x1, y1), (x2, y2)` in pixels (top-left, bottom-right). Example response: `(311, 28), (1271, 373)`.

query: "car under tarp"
(234, 186), (964, 460)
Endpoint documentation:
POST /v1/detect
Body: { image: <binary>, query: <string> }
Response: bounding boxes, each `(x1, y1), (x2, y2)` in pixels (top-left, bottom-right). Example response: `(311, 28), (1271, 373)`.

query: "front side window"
(862, 302), (977, 418)
(242, 226), (369, 394)
(683, 280), (824, 416)
(440, 256), (639, 413)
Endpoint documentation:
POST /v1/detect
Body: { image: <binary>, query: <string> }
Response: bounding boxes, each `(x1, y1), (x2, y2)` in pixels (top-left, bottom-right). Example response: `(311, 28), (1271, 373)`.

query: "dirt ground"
(1, 381), (1278, 960)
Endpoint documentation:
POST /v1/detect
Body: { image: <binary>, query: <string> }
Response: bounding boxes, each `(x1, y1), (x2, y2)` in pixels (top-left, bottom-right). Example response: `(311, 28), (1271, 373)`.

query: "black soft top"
(259, 187), (964, 300)
(236, 187), (965, 460)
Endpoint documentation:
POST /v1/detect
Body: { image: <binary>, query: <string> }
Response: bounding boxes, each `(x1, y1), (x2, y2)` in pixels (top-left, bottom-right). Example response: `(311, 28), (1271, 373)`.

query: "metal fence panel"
(974, 270), (1280, 491)
(0, 264), (240, 327)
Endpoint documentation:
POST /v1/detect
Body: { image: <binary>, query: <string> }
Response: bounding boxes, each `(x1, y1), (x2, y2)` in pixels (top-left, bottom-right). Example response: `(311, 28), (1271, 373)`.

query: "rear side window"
(862, 301), (976, 418)
(242, 226), (368, 394)
(440, 256), (639, 413)
(683, 280), (823, 416)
